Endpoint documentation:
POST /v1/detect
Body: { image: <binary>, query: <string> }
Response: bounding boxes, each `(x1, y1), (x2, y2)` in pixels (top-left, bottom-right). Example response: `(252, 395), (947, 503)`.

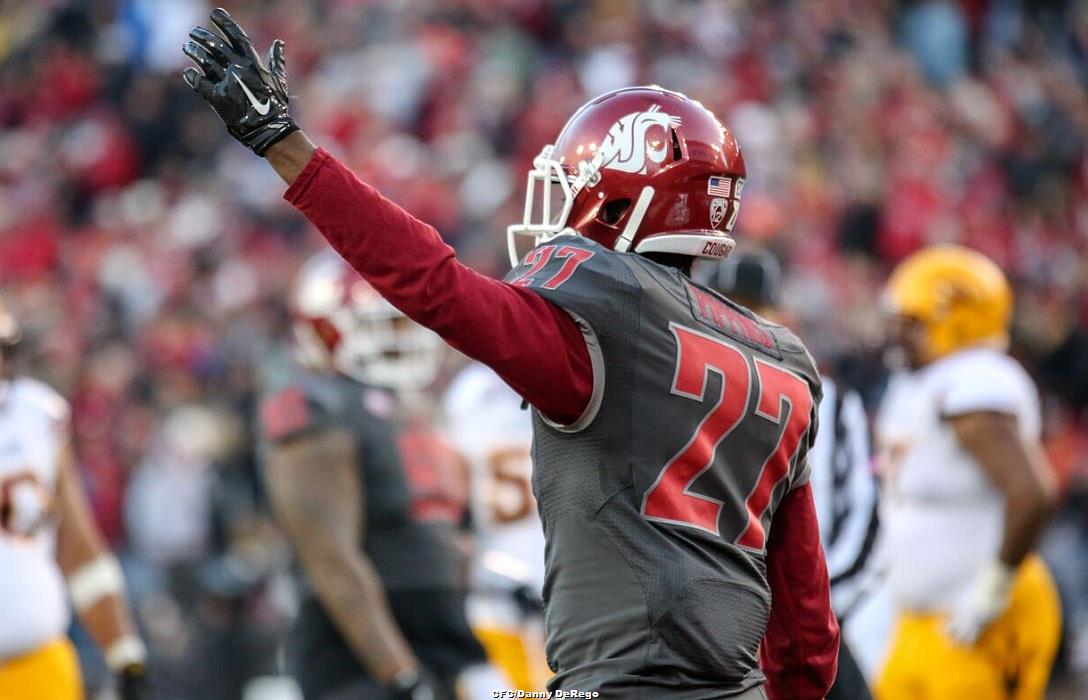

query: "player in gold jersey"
(875, 246), (1060, 700)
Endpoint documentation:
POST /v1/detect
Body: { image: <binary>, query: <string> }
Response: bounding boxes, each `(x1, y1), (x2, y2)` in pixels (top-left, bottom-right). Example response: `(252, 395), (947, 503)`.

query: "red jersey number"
(642, 325), (813, 550)
(398, 428), (470, 525)
(509, 245), (595, 290)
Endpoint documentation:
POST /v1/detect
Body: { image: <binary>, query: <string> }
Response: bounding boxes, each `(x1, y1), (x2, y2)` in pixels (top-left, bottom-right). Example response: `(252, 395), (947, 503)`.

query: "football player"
(0, 300), (149, 700)
(185, 10), (839, 698)
(874, 245), (1060, 699)
(706, 249), (881, 700)
(443, 362), (548, 692)
(258, 251), (488, 700)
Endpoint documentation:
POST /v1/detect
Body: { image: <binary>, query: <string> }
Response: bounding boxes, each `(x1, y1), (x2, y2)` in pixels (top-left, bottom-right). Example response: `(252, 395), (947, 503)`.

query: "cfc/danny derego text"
(492, 692), (600, 699)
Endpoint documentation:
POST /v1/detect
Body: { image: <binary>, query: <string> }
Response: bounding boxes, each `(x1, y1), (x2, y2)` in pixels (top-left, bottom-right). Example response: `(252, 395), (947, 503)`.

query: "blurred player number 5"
(487, 446), (534, 525)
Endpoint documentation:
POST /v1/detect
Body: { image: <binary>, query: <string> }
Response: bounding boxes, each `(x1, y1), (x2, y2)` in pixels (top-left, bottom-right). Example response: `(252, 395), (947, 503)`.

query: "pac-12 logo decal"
(596, 105), (681, 175)
(710, 197), (728, 229)
(706, 176), (745, 231)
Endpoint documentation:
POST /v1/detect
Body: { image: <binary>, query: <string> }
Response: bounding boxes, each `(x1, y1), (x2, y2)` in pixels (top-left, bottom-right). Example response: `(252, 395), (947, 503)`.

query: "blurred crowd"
(1, 0), (1087, 697)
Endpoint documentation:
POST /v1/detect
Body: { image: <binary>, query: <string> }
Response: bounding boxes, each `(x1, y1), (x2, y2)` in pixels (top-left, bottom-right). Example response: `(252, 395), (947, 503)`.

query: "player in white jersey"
(0, 301), (149, 700)
(873, 246), (1060, 700)
(443, 361), (548, 692)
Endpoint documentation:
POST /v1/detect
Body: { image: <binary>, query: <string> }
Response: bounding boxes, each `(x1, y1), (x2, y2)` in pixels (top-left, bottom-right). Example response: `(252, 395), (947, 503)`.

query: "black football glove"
(513, 583), (545, 617)
(118, 662), (151, 700)
(182, 7), (298, 155)
(389, 669), (439, 700)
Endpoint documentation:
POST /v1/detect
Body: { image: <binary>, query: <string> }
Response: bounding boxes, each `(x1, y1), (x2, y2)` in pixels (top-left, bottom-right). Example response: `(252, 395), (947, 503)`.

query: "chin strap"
(613, 186), (655, 253)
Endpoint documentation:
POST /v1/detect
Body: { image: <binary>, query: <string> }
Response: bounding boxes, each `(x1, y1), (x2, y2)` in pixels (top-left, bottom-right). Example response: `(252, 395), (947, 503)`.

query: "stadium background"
(1, 0), (1087, 697)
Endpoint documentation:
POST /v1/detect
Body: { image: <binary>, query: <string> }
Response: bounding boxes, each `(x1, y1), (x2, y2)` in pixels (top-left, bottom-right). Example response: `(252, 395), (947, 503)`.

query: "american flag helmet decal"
(707, 176), (732, 198)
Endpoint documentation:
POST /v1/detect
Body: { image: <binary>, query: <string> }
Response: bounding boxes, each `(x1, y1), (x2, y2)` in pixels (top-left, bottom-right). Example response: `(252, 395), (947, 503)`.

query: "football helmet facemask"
(507, 86), (746, 266)
(291, 251), (443, 392)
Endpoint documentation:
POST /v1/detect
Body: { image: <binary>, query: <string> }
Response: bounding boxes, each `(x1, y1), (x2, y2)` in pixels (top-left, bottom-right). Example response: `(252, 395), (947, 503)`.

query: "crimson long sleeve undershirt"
(762, 482), (841, 699)
(285, 148), (593, 426)
(284, 147), (838, 698)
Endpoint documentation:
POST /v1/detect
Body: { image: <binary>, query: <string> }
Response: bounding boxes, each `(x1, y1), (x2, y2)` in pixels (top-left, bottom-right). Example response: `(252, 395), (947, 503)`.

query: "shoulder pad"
(935, 350), (1031, 417)
(504, 235), (634, 298)
(259, 378), (344, 444)
(11, 377), (70, 423)
(764, 324), (822, 402)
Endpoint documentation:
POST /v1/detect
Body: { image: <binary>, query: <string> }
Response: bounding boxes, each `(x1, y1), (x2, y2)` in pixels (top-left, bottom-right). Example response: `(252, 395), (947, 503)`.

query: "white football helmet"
(291, 250), (443, 392)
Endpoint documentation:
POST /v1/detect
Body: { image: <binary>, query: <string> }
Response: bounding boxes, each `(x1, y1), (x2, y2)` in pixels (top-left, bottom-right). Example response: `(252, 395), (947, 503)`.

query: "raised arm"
(276, 139), (593, 424)
(183, 9), (591, 424)
(265, 129), (315, 183)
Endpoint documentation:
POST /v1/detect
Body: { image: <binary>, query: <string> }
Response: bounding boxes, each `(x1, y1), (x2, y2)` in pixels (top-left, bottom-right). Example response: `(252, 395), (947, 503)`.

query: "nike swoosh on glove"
(182, 7), (298, 155)
(945, 560), (1015, 645)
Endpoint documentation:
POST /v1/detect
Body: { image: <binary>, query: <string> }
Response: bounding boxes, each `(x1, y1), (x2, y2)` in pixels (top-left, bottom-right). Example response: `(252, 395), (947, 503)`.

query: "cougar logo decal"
(597, 105), (681, 175)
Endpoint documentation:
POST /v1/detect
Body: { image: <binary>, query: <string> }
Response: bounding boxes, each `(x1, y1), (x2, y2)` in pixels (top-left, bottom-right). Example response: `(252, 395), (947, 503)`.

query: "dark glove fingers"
(182, 41), (226, 81)
(181, 15), (299, 156)
(188, 26), (235, 65)
(209, 7), (261, 62)
(182, 68), (215, 100)
(268, 39), (288, 100)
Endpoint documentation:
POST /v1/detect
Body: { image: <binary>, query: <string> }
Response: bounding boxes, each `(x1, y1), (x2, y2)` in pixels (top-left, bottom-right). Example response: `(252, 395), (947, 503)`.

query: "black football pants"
(827, 638), (872, 700)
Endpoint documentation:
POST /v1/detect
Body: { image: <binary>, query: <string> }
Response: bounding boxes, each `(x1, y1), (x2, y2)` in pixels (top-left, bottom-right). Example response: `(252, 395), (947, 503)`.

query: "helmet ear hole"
(310, 317), (342, 353)
(670, 127), (683, 161)
(597, 198), (632, 227)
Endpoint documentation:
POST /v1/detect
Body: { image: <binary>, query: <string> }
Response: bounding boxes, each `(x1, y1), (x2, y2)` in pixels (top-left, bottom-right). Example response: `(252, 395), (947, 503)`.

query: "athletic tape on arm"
(67, 555), (124, 611)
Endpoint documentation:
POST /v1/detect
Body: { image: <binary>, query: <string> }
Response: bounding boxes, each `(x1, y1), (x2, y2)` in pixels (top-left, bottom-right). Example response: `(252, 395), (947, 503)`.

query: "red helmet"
(507, 86), (746, 265)
(292, 251), (443, 393)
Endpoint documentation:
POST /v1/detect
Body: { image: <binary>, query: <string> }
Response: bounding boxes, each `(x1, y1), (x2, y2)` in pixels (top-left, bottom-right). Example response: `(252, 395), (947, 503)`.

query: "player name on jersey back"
(687, 284), (777, 354)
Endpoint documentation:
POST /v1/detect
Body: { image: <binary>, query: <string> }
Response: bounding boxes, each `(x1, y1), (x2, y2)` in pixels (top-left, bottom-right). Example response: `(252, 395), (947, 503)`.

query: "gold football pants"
(0, 637), (82, 700)
(474, 624), (551, 692)
(876, 555), (1060, 700)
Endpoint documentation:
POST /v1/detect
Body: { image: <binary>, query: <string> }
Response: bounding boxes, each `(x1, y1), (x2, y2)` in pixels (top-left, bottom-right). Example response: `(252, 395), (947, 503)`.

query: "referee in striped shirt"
(706, 248), (880, 700)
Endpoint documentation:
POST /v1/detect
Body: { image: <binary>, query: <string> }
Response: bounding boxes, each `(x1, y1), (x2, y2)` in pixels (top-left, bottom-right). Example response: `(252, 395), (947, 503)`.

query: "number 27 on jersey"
(642, 324), (813, 551)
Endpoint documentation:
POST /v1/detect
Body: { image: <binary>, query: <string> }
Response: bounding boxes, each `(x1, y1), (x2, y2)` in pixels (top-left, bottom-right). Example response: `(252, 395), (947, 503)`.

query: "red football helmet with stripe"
(507, 86), (746, 265)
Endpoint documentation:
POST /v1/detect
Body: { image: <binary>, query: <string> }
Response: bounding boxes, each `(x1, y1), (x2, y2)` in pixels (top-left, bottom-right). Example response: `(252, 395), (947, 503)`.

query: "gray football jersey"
(505, 235), (822, 698)
(258, 372), (463, 591)
(259, 372), (477, 698)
